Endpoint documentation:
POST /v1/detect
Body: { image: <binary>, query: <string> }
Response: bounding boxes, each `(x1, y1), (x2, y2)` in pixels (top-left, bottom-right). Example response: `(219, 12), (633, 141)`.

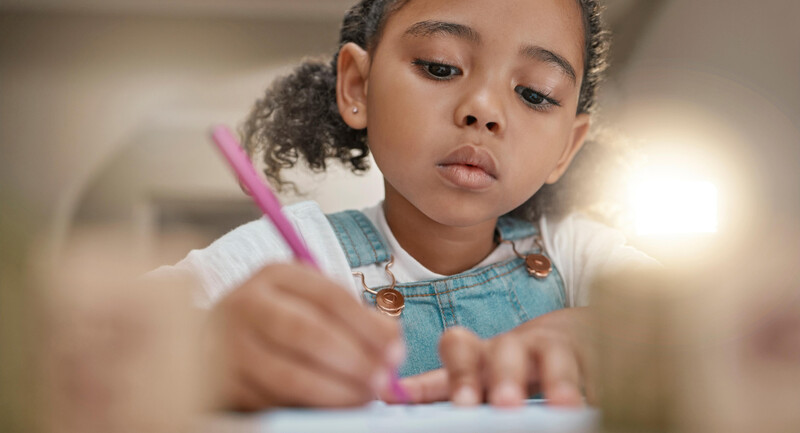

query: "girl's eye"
(427, 64), (457, 78)
(413, 59), (462, 80)
(514, 85), (560, 110)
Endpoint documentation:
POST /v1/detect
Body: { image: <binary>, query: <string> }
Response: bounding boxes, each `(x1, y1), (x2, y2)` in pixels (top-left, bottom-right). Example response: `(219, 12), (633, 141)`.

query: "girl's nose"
(465, 115), (499, 134)
(454, 84), (505, 135)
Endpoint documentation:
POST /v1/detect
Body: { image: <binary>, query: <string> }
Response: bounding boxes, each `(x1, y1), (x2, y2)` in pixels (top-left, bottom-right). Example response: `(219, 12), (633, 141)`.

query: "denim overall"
(326, 210), (566, 377)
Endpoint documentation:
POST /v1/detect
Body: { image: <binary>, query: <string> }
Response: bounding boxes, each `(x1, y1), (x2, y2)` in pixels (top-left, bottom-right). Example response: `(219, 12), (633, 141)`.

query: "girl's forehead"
(382, 0), (585, 67)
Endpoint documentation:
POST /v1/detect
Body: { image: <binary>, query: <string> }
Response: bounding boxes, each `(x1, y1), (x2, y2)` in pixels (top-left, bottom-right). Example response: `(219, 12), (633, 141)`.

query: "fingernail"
(453, 385), (479, 406)
(490, 381), (524, 407)
(386, 341), (406, 367)
(371, 369), (389, 393)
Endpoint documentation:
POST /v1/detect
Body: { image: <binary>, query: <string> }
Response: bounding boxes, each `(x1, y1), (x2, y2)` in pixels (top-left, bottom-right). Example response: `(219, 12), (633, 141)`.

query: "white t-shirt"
(153, 200), (657, 309)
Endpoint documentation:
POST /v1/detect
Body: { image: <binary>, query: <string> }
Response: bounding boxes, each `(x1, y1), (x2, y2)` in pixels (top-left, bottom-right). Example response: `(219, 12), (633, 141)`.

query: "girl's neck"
(382, 185), (498, 276)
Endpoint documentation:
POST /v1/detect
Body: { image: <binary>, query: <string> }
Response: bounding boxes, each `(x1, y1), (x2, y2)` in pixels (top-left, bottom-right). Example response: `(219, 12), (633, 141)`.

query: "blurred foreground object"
(593, 224), (800, 433)
(36, 226), (213, 433)
(0, 191), (42, 433)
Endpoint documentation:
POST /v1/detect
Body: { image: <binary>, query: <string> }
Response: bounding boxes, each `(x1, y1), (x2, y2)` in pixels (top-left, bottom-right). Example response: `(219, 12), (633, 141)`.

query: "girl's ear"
(336, 42), (371, 130)
(545, 113), (591, 184)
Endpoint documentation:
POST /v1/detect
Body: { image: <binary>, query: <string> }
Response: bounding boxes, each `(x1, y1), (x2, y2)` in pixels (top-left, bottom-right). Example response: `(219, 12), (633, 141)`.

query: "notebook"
(260, 399), (598, 433)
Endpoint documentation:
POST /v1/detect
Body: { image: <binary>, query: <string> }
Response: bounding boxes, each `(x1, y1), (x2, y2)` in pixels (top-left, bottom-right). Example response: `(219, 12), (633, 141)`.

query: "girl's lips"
(437, 145), (499, 179)
(436, 163), (496, 190)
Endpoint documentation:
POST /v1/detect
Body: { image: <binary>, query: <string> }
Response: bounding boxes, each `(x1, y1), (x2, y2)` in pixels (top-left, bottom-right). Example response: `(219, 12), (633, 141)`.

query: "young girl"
(163, 0), (655, 410)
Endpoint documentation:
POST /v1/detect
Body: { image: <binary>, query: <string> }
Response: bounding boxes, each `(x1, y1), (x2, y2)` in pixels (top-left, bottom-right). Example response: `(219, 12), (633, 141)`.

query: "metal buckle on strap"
(353, 255), (405, 317)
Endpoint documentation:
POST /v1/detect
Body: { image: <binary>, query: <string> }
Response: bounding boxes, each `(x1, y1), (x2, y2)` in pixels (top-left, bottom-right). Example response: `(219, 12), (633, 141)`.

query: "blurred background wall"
(603, 0), (800, 245)
(0, 0), (377, 264)
(1, 0), (798, 261)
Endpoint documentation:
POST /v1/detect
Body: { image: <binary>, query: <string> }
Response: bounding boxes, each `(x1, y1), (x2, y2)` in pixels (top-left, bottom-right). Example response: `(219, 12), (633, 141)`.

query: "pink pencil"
(211, 125), (318, 267)
(210, 125), (410, 404)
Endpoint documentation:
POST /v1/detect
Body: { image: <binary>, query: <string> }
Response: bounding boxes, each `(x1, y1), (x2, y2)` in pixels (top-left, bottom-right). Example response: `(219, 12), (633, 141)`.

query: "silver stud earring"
(352, 107), (359, 114)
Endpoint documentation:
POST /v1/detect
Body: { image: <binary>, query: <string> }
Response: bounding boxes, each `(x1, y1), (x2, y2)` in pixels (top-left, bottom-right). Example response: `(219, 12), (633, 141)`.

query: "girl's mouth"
(436, 163), (496, 190)
(435, 144), (499, 190)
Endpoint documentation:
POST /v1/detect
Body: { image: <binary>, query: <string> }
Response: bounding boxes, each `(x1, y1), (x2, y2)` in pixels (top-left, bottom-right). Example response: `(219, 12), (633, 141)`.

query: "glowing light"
(631, 179), (719, 236)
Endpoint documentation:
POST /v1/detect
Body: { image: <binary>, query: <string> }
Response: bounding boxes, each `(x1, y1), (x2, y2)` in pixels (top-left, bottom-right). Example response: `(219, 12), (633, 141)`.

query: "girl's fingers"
(583, 379), (598, 406)
(438, 327), (484, 406)
(237, 327), (374, 407)
(535, 342), (583, 407)
(580, 354), (597, 405)
(258, 263), (403, 363)
(243, 287), (386, 394)
(526, 382), (543, 399)
(392, 368), (449, 404)
(225, 372), (271, 412)
(484, 334), (529, 407)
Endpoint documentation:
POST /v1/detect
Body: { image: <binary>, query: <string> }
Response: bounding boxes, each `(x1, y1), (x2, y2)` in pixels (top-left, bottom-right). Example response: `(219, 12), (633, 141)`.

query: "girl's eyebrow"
(520, 45), (577, 85)
(403, 20), (481, 44)
(403, 20), (577, 86)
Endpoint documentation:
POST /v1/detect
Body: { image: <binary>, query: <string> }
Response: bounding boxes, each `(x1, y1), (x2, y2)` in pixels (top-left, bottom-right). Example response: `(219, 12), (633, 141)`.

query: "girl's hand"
(388, 308), (592, 408)
(211, 262), (404, 410)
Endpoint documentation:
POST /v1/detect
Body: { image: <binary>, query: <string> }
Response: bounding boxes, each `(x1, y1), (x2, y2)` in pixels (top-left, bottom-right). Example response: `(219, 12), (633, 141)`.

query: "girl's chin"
(384, 183), (522, 227)
(414, 200), (511, 229)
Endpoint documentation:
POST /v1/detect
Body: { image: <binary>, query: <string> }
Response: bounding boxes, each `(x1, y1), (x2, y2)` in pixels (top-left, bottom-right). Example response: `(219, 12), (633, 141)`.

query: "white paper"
(260, 400), (598, 433)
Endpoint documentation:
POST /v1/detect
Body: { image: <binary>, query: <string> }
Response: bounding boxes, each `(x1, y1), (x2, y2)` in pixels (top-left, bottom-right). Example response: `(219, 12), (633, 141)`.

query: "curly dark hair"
(241, 0), (615, 221)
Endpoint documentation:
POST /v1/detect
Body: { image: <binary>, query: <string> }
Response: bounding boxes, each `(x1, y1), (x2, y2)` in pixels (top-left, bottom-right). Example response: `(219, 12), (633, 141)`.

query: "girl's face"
(342, 0), (590, 227)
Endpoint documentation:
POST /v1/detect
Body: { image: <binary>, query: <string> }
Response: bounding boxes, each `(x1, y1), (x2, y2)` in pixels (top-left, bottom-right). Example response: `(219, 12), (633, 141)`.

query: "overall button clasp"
(353, 255), (405, 317)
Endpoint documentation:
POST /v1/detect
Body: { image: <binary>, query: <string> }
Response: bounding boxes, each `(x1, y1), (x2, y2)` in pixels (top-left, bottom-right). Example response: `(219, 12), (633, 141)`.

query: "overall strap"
(326, 210), (391, 268)
(495, 215), (538, 241)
